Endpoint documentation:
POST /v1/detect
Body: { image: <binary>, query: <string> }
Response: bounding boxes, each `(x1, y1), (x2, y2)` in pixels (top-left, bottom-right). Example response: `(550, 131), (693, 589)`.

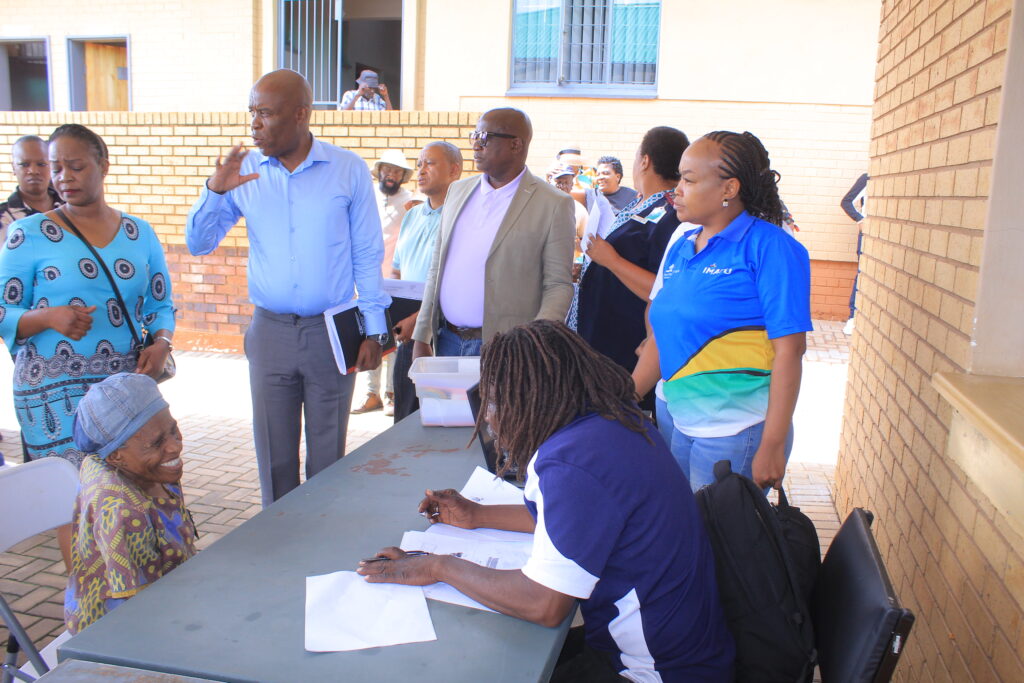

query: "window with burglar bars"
(279, 0), (342, 107)
(511, 0), (660, 95)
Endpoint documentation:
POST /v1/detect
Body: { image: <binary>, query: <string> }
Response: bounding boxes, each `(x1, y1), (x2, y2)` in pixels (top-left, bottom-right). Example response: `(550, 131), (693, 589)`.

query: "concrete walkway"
(0, 320), (849, 660)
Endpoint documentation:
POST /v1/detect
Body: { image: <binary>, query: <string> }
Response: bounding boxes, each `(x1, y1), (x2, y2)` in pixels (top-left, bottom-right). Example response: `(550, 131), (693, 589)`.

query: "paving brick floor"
(0, 323), (850, 664)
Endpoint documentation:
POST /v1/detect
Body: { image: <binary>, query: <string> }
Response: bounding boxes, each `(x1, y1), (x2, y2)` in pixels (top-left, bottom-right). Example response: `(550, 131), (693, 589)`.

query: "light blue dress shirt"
(392, 200), (442, 283)
(185, 136), (390, 334)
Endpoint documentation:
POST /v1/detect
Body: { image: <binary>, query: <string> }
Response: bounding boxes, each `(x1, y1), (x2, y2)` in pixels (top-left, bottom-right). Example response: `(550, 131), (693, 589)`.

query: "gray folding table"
(58, 417), (570, 682)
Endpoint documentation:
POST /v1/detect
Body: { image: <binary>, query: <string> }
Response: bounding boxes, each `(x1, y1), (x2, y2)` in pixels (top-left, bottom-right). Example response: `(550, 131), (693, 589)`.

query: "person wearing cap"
(339, 69), (394, 111)
(63, 373), (197, 635)
(547, 164), (589, 272)
(353, 150), (415, 415)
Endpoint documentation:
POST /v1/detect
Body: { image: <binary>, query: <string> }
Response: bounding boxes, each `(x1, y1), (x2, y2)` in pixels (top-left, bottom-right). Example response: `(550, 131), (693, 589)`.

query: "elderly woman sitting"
(63, 373), (196, 634)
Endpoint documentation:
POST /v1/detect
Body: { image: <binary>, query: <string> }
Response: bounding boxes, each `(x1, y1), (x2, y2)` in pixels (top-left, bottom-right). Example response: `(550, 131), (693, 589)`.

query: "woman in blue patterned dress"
(0, 124), (175, 479)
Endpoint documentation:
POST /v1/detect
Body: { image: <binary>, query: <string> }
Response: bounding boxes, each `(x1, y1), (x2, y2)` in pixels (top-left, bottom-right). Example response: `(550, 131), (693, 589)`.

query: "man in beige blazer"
(412, 108), (575, 358)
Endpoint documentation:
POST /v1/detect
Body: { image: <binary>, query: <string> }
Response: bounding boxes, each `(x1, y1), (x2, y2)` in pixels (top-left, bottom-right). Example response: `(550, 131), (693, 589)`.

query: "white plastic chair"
(0, 457), (79, 682)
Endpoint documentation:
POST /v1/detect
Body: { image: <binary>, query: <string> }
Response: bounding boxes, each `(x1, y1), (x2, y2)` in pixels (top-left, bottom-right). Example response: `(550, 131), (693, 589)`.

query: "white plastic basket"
(408, 356), (481, 427)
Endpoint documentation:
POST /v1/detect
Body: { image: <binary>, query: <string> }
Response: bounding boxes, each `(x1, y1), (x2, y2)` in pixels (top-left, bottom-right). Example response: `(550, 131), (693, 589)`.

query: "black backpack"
(695, 460), (820, 682)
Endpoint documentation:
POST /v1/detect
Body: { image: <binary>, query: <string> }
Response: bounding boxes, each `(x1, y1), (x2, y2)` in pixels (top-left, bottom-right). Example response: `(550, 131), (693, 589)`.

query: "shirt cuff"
(200, 183), (229, 207)
(360, 309), (388, 336)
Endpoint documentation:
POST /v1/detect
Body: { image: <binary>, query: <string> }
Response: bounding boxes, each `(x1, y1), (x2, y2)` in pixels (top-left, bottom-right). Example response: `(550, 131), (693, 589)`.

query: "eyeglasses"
(469, 131), (517, 147)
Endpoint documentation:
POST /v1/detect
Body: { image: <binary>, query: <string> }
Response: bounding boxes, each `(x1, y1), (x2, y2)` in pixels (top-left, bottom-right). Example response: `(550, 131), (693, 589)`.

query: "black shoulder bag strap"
(54, 208), (144, 353)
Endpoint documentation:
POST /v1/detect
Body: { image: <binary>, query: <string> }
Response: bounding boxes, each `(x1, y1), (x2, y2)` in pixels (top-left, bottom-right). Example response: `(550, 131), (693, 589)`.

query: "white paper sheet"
(401, 530), (532, 613)
(304, 571), (437, 652)
(459, 466), (526, 505)
(425, 522), (534, 545)
(581, 189), (616, 259)
(382, 278), (426, 300)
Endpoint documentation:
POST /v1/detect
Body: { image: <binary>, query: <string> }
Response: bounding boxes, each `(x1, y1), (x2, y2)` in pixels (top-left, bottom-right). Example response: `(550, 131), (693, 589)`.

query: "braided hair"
(704, 130), (784, 226)
(476, 320), (650, 479)
(48, 124), (109, 163)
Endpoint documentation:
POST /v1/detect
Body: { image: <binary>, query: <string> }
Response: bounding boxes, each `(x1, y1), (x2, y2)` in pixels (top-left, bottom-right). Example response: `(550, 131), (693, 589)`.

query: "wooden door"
(84, 42), (128, 110)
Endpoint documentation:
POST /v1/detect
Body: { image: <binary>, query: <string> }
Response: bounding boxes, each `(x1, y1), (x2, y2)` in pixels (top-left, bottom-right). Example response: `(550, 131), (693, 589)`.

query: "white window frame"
(507, 0), (660, 99)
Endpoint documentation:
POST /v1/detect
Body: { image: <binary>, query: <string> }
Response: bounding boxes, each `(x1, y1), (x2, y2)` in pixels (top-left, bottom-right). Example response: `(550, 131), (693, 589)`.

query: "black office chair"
(811, 508), (915, 683)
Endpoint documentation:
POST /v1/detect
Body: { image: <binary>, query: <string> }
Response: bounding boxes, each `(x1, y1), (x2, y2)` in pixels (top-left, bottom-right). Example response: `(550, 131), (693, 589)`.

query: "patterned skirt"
(13, 340), (137, 467)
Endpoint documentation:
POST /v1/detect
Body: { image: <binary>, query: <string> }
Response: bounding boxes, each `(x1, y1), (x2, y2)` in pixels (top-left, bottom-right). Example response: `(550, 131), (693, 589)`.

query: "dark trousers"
(849, 230), (864, 318)
(392, 341), (419, 423)
(245, 307), (357, 507)
(550, 627), (624, 682)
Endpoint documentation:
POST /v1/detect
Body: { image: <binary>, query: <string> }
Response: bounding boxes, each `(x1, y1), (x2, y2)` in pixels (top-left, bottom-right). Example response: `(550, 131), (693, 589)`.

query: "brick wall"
(835, 0), (1023, 680)
(0, 111), (477, 352)
(811, 260), (858, 320)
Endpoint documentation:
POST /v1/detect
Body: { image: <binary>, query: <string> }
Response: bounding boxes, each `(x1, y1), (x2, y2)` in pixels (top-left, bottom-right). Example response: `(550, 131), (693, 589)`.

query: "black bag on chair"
(695, 460), (820, 682)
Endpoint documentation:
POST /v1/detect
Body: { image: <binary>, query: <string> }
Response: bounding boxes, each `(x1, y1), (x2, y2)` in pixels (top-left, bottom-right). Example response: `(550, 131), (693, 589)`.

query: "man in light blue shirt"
(186, 69), (390, 506)
(390, 141), (462, 422)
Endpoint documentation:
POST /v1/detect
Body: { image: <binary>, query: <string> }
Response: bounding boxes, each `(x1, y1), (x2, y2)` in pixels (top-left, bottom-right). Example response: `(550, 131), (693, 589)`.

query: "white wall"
(415, 0), (881, 110)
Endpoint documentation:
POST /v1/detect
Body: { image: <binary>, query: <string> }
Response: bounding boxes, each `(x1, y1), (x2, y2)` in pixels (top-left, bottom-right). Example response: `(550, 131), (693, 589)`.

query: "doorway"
(0, 40), (50, 111)
(68, 38), (129, 111)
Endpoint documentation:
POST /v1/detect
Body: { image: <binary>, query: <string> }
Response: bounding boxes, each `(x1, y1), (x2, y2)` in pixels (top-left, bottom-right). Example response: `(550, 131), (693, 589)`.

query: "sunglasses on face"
(469, 131), (517, 147)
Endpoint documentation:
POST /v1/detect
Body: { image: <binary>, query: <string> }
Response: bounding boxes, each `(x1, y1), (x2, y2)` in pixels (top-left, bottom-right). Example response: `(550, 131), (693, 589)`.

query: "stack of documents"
(304, 467), (534, 651)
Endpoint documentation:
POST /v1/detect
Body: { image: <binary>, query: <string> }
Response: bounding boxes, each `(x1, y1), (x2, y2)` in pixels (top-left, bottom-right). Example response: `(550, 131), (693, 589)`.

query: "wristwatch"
(366, 333), (389, 347)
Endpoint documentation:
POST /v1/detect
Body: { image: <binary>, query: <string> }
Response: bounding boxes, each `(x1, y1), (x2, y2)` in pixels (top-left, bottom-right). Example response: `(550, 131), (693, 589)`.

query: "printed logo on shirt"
(663, 263), (681, 281)
(702, 263), (734, 275)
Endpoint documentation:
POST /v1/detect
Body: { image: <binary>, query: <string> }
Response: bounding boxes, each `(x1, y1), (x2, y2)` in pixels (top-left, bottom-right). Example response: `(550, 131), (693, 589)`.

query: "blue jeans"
(435, 326), (483, 357)
(656, 397), (794, 492)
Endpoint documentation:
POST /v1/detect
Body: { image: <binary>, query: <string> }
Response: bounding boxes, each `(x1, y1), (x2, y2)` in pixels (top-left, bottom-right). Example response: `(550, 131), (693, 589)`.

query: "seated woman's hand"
(584, 234), (620, 268)
(48, 305), (96, 341)
(418, 488), (479, 528)
(357, 547), (441, 586)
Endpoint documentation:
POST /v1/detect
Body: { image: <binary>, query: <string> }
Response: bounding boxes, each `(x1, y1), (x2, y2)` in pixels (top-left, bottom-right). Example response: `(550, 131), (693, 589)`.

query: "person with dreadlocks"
(358, 320), (735, 683)
(632, 131), (811, 493)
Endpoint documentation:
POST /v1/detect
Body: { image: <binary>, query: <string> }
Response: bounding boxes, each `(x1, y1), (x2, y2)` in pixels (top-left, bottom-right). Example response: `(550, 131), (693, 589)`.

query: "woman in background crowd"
(633, 131), (812, 491)
(568, 126), (688, 410)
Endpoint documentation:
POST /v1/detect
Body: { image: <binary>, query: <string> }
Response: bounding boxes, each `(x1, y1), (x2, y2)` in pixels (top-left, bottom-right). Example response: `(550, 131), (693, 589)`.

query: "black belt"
(444, 320), (482, 340)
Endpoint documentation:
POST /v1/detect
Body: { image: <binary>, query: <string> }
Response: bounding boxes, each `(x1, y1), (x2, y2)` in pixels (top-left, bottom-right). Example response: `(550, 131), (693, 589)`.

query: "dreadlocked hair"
(476, 320), (651, 479)
(704, 130), (784, 226)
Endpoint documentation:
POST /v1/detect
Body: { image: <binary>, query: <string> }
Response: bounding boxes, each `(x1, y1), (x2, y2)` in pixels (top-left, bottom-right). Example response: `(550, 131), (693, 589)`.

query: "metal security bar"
(512, 0), (659, 90)
(278, 0), (342, 106)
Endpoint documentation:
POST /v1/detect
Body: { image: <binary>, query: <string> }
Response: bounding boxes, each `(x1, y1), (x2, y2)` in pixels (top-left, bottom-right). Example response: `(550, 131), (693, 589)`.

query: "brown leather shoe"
(351, 393), (383, 414)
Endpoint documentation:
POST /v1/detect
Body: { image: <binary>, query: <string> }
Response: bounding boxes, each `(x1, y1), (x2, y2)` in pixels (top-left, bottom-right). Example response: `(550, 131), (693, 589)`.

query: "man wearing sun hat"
(340, 69), (394, 111)
(352, 149), (415, 415)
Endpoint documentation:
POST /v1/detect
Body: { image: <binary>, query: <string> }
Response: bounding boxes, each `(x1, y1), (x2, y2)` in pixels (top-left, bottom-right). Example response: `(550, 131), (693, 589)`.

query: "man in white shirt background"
(353, 150), (414, 415)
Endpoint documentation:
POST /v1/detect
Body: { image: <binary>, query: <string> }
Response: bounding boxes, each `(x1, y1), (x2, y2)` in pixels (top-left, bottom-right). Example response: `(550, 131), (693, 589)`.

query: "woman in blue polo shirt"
(633, 131), (812, 492)
(359, 320), (734, 682)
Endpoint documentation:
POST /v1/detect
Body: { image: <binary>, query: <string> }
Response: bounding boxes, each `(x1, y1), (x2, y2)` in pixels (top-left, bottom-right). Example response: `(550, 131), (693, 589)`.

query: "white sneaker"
(843, 318), (855, 335)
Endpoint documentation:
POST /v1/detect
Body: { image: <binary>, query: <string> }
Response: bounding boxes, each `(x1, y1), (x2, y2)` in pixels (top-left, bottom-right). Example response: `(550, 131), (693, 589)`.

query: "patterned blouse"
(64, 455), (197, 634)
(0, 212), (174, 465)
